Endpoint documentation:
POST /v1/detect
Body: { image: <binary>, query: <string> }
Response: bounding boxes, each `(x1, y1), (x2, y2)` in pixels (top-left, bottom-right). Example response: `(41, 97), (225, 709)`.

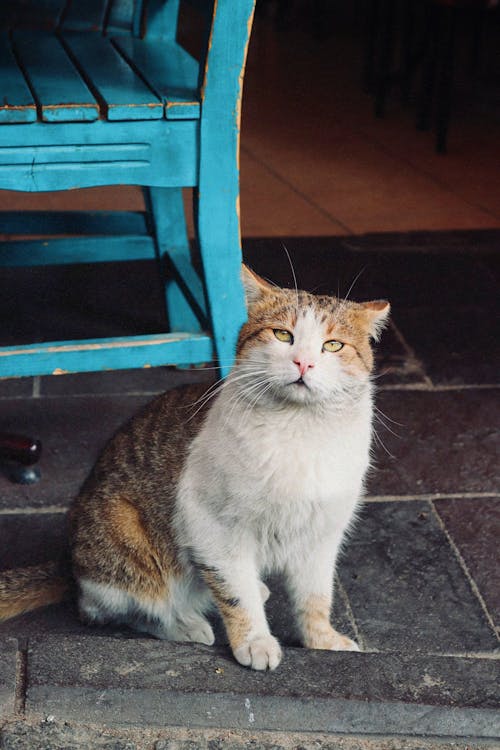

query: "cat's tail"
(0, 561), (72, 622)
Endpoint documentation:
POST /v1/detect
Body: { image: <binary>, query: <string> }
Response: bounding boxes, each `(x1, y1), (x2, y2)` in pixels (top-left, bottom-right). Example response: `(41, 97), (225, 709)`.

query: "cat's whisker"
(186, 368), (272, 420)
(281, 242), (299, 315)
(334, 266), (367, 323)
(373, 405), (405, 429)
(373, 414), (402, 440)
(372, 426), (396, 459)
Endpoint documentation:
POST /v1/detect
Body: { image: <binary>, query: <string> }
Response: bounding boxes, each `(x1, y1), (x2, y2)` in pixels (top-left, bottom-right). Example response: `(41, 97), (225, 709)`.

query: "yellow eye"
(323, 340), (344, 353)
(273, 329), (294, 344)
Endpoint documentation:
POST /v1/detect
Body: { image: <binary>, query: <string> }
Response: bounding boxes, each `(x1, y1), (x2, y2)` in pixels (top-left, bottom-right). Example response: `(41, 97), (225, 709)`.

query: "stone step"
(1, 635), (499, 744)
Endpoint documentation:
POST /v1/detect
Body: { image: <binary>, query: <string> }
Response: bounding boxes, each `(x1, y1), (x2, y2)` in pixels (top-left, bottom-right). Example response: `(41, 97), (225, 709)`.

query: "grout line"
(430, 501), (500, 644)
(14, 648), (27, 717)
(1, 383), (499, 401)
(241, 145), (354, 234)
(335, 574), (362, 649)
(0, 390), (164, 401)
(32, 376), (41, 398)
(0, 505), (67, 515)
(378, 382), (500, 392)
(365, 492), (500, 503)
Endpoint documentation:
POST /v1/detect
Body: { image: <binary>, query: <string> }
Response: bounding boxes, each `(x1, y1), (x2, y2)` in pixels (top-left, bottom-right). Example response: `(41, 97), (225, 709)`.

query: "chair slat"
(63, 32), (163, 120)
(113, 36), (200, 120)
(12, 31), (99, 122)
(0, 333), (214, 378)
(60, 0), (108, 31)
(0, 32), (37, 123)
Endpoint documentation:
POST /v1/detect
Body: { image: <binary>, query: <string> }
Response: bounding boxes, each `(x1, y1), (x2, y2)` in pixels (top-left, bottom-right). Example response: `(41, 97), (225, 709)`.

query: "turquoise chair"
(0, 0), (255, 379)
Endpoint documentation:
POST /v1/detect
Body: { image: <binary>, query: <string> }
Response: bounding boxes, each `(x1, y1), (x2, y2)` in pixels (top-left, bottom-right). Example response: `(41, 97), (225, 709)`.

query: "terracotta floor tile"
(0, 186), (144, 212)
(239, 149), (347, 237)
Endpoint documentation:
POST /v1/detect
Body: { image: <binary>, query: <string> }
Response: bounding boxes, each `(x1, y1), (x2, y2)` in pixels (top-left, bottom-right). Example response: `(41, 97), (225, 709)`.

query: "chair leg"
(362, 0), (380, 93)
(416, 1), (439, 132)
(194, 183), (247, 380)
(435, 5), (456, 154)
(374, 0), (396, 119)
(146, 186), (202, 334)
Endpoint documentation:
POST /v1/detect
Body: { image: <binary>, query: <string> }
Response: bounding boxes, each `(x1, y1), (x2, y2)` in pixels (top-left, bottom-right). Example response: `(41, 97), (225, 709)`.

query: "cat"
(0, 265), (389, 671)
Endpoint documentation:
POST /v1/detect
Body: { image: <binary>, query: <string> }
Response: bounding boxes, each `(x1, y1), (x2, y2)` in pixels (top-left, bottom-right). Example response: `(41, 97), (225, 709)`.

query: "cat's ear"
(241, 264), (274, 307)
(361, 300), (390, 341)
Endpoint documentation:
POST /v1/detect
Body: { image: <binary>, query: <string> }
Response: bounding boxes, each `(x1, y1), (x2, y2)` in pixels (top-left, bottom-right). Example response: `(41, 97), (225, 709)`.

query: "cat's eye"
(323, 340), (344, 353)
(273, 329), (294, 344)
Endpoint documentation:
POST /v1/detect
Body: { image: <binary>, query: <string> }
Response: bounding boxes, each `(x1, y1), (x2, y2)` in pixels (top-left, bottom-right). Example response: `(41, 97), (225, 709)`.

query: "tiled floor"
(0, 5), (499, 744)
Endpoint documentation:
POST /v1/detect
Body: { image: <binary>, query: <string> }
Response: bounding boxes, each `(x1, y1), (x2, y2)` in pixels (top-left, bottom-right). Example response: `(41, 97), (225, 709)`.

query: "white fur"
(78, 576), (214, 644)
(174, 308), (374, 668)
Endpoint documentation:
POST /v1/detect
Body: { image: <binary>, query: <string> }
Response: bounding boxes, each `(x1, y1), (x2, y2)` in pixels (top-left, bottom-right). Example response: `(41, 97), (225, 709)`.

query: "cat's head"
(232, 265), (390, 407)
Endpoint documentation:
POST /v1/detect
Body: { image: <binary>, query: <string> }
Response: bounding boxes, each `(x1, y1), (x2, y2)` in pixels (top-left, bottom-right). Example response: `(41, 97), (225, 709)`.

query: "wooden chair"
(0, 0), (256, 379)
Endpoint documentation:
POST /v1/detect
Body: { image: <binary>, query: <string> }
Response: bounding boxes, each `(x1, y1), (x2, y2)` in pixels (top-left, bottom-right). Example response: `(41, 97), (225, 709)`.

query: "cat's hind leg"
(77, 576), (215, 644)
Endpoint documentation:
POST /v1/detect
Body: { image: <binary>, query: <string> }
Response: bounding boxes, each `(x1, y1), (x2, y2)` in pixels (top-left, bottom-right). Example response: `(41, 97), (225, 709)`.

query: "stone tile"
(0, 513), (67, 571)
(40, 366), (214, 397)
(25, 635), (500, 736)
(260, 573), (356, 648)
(368, 389), (500, 496)
(338, 501), (498, 654)
(0, 394), (151, 510)
(396, 306), (499, 385)
(434, 498), (500, 629)
(243, 237), (498, 311)
(0, 261), (166, 347)
(0, 638), (17, 720)
(374, 323), (427, 386)
(0, 378), (33, 398)
(0, 720), (141, 750)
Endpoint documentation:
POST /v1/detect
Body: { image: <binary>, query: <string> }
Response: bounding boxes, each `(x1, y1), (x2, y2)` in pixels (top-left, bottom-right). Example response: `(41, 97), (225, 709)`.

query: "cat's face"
(234, 266), (390, 407)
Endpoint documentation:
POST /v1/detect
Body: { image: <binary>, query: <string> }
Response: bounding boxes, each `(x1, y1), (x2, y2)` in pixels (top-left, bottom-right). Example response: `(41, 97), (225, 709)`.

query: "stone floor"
(0, 231), (499, 748)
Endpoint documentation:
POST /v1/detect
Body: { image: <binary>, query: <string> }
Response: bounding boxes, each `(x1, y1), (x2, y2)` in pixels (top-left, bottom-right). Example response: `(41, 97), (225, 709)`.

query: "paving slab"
(0, 394), (151, 510)
(25, 635), (500, 738)
(40, 367), (213, 397)
(368, 389), (500, 496)
(2, 721), (499, 750)
(395, 306), (500, 385)
(338, 501), (498, 653)
(434, 497), (500, 629)
(0, 513), (67, 572)
(0, 639), (17, 721)
(0, 260), (166, 346)
(243, 237), (499, 310)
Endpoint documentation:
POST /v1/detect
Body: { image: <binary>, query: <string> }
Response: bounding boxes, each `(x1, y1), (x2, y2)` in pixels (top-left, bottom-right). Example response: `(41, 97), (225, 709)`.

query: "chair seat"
(0, 30), (200, 125)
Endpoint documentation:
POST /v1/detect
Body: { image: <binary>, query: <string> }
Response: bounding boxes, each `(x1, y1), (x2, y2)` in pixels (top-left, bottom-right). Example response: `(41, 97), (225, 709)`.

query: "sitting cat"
(0, 265), (389, 670)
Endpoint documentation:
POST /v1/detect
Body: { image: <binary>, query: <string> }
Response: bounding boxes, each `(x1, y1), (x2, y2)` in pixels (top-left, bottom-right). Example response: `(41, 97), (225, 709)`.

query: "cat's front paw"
(233, 633), (282, 671)
(305, 627), (360, 652)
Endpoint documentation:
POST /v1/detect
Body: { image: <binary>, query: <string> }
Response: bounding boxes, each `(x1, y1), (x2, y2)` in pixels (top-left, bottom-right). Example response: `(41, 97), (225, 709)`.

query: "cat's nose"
(293, 358), (315, 377)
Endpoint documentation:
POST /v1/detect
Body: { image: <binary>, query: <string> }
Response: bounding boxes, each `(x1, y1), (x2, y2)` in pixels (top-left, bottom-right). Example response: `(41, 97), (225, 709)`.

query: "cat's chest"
(207, 405), (371, 506)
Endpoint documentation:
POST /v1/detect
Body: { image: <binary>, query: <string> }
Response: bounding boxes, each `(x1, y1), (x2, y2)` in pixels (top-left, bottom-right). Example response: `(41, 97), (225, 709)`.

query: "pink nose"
(294, 358), (315, 377)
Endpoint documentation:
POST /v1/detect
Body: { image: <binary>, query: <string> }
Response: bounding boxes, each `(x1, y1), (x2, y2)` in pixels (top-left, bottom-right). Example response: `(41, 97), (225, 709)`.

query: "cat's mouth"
(291, 377), (308, 388)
